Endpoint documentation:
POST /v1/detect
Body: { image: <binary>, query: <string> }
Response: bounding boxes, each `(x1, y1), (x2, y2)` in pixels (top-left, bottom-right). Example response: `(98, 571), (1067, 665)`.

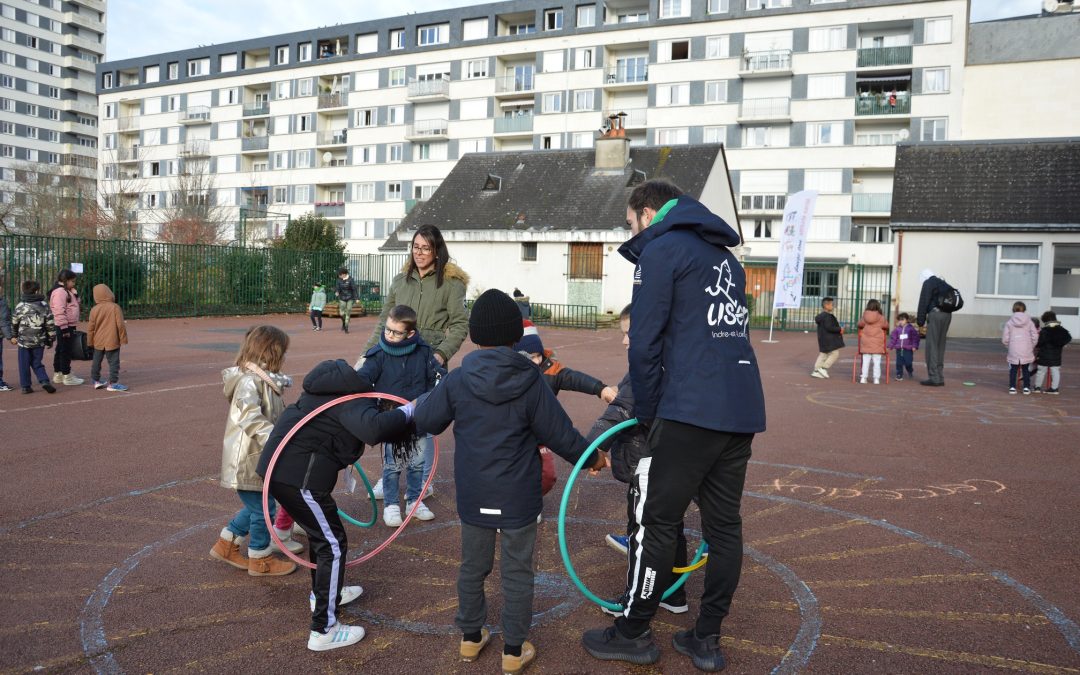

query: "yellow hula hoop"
(673, 554), (709, 574)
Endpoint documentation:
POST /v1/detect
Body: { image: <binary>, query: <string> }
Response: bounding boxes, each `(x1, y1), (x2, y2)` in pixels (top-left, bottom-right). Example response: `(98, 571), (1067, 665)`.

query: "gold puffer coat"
(220, 365), (291, 491)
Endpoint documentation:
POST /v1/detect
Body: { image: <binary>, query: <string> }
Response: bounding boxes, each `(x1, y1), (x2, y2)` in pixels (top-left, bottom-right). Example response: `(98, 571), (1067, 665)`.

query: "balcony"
(495, 74), (535, 97)
(63, 55), (96, 73)
(318, 92), (348, 109)
(62, 120), (97, 136)
(602, 109), (647, 129)
(64, 11), (105, 32)
(70, 0), (106, 11)
(118, 117), (140, 133)
(738, 50), (793, 78)
(243, 102), (270, 117)
(241, 135), (269, 152)
(857, 45), (913, 68)
(407, 77), (451, 100)
(63, 33), (104, 55)
(494, 114), (534, 135)
(314, 202), (346, 218)
(852, 193), (892, 213)
(738, 97), (791, 123)
(739, 193), (787, 214)
(603, 64), (649, 86)
(855, 93), (911, 116)
(179, 140), (210, 157)
(316, 130), (349, 146)
(117, 147), (139, 163)
(405, 119), (449, 140)
(180, 106), (211, 124)
(64, 100), (98, 116)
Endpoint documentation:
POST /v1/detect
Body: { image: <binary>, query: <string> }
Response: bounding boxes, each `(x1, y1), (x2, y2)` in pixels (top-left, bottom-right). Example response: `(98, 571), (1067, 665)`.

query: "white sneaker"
(272, 536), (304, 554)
(859, 377), (867, 384)
(307, 623), (365, 651)
(811, 370), (825, 379)
(873, 379), (880, 385)
(371, 478), (384, 500)
(291, 523), (307, 539)
(310, 585), (363, 612)
(407, 501), (435, 521)
(423, 484), (434, 499)
(383, 504), (402, 527)
(62, 374), (84, 386)
(820, 368), (830, 378)
(52, 372), (64, 384)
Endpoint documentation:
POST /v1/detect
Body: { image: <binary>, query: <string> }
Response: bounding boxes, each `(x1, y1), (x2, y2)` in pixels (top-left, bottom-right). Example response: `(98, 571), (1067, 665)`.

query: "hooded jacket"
(358, 333), (444, 401)
(585, 373), (646, 484)
(618, 195), (766, 433)
(257, 360), (411, 493)
(916, 275), (953, 326)
(11, 293), (56, 349)
(815, 310), (844, 353)
(86, 284), (128, 351)
(887, 323), (920, 351)
(220, 365), (291, 491)
(48, 283), (80, 330)
(310, 286), (327, 311)
(857, 310), (888, 354)
(1035, 322), (1072, 367)
(0, 296), (12, 341)
(537, 352), (606, 398)
(414, 347), (596, 529)
(1002, 312), (1038, 365)
(334, 275), (358, 302)
(364, 262), (470, 363)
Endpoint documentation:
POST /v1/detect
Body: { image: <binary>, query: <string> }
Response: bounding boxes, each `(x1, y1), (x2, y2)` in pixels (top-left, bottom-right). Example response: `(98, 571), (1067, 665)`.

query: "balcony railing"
(738, 97), (791, 120)
(243, 102), (270, 117)
(241, 135), (269, 151)
(494, 115), (534, 134)
(857, 45), (913, 68)
(740, 49), (792, 74)
(117, 147), (139, 162)
(316, 130), (349, 146)
(118, 116), (138, 131)
(602, 108), (647, 128)
(852, 193), (893, 212)
(317, 92), (348, 109)
(180, 106), (211, 123)
(495, 74), (535, 94)
(405, 119), (449, 139)
(855, 94), (911, 116)
(604, 64), (649, 85)
(314, 203), (346, 217)
(179, 140), (210, 157)
(407, 78), (450, 99)
(740, 194), (787, 212)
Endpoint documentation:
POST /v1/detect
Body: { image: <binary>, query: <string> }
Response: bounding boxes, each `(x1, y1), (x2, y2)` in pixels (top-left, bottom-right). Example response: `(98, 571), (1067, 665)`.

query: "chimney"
(595, 113), (630, 170)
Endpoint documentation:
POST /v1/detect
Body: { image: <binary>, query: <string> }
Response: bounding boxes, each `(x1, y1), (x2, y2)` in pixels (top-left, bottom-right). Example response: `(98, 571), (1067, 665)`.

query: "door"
(1051, 244), (1080, 334)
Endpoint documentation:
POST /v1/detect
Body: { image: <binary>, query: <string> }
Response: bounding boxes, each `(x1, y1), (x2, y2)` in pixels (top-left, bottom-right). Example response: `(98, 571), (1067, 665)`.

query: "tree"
(156, 158), (232, 245)
(96, 149), (148, 240)
(272, 213), (345, 254)
(0, 162), (101, 238)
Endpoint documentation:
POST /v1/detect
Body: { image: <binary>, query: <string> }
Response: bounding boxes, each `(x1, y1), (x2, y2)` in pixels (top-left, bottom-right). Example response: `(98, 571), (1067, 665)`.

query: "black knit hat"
(469, 289), (525, 347)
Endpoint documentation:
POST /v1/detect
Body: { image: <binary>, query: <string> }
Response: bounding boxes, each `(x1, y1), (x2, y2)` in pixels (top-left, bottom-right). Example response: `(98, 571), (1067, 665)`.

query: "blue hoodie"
(618, 195), (766, 434)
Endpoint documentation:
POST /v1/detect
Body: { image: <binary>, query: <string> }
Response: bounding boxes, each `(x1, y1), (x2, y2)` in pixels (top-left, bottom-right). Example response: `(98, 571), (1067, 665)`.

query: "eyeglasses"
(384, 327), (409, 338)
(412, 245), (433, 254)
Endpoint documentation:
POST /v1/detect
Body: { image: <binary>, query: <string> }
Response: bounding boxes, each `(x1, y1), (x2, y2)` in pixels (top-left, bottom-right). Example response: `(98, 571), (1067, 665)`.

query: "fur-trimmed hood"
(398, 260), (471, 286)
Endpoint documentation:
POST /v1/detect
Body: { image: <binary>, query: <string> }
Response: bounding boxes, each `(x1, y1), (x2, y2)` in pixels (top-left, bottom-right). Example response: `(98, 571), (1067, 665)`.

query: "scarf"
(379, 332), (419, 356)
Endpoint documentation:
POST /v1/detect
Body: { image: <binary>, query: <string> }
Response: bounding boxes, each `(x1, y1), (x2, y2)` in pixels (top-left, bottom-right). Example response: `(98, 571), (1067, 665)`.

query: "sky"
(105, 0), (1045, 62)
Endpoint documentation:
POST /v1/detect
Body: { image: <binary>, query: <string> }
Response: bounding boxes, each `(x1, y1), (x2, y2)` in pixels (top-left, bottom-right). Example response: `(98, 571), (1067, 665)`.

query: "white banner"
(772, 190), (818, 310)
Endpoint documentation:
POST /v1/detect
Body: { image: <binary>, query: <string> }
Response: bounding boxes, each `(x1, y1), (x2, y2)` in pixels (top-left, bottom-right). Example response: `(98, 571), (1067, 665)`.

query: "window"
(27, 126), (38, 139)
(659, 0), (690, 18)
(47, 86), (59, 99)
(571, 132), (593, 148)
(296, 78), (313, 97)
(49, 64), (61, 77)
(1, 52), (11, 66)
(804, 269), (839, 297)
(659, 40), (690, 62)
(753, 219), (774, 239)
(389, 144), (403, 162)
(353, 145), (375, 165)
(463, 18), (488, 41)
(459, 138), (486, 154)
(418, 24), (448, 46)
(743, 126), (788, 148)
(0, 4), (12, 19)
(808, 217), (841, 241)
(577, 5), (595, 27)
(978, 244), (1040, 296)
(26, 36), (38, 49)
(921, 117), (947, 141)
(924, 17), (952, 44)
(852, 224), (891, 243)
(416, 143), (431, 160)
(1, 74), (13, 89)
(657, 127), (689, 145)
(1, 28), (12, 43)
(26, 81), (38, 95)
(168, 62), (178, 80)
(807, 121), (844, 146)
(545, 9), (563, 30)
(804, 169), (842, 193)
(187, 58), (208, 77)
(460, 98), (487, 120)
(1, 146), (13, 158)
(704, 126), (726, 143)
(521, 242), (538, 261)
(273, 151), (288, 169)
(356, 33), (378, 55)
(923, 67), (949, 93)
(387, 105), (404, 125)
(299, 43), (311, 61)
(807, 73), (846, 99)
(354, 182), (375, 201)
(746, 0), (791, 8)
(298, 114), (312, 132)
(275, 80), (290, 99)
(47, 108), (59, 120)
(0, 121), (12, 135)
(544, 50), (565, 72)
(104, 103), (115, 119)
(568, 243), (603, 280)
(708, 0), (729, 13)
(574, 48), (595, 70)
(706, 35), (730, 59)
(390, 29), (405, 50)
(809, 26), (846, 52)
(542, 134), (562, 149)
(273, 186), (288, 203)
(657, 83), (689, 106)
(542, 92), (563, 113)
(220, 53), (237, 72)
(573, 89), (594, 111)
(705, 81), (728, 104)
(388, 67), (405, 87)
(465, 59), (488, 79)
(386, 182), (402, 200)
(509, 22), (536, 35)
(295, 185), (310, 203)
(276, 46), (289, 65)
(27, 103), (38, 116)
(0, 98), (10, 111)
(355, 108), (376, 127)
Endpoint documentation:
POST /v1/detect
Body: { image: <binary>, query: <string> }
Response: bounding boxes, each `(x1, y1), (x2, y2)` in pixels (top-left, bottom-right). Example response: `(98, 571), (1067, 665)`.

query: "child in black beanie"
(415, 288), (607, 674)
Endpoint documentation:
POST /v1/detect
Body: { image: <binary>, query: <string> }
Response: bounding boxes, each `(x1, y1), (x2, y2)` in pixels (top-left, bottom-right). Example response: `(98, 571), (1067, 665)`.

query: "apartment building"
(95, 0), (966, 280)
(0, 0), (105, 198)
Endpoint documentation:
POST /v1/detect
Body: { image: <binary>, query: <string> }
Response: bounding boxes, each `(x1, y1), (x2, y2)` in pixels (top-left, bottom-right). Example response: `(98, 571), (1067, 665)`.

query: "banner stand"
(769, 189), (819, 342)
(761, 309), (779, 343)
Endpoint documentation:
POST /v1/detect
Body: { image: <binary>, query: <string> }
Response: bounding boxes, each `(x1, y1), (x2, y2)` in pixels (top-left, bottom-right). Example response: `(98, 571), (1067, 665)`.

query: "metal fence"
(744, 263), (894, 331)
(1, 234), (407, 319)
(464, 299), (597, 330)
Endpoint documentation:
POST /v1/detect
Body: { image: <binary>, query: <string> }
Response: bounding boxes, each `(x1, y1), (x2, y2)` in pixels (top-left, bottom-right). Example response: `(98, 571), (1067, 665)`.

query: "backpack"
(938, 282), (964, 313)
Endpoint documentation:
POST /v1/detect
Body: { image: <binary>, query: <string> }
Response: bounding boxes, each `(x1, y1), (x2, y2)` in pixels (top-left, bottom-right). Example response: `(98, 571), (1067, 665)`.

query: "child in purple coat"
(887, 312), (920, 381)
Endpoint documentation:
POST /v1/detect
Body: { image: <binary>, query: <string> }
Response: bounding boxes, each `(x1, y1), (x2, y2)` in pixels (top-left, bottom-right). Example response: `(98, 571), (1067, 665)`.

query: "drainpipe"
(894, 230), (903, 318)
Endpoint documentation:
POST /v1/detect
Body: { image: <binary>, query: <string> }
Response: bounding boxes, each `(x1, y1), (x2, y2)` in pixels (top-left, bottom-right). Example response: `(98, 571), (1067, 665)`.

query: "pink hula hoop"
(261, 391), (439, 569)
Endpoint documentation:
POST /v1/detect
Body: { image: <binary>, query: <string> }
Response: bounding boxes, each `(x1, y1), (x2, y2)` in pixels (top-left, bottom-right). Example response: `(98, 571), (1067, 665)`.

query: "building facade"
(95, 0), (967, 285)
(1, 0), (104, 205)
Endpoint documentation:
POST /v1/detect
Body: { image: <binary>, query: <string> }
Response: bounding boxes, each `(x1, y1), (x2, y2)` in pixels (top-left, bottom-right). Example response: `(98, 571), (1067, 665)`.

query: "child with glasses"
(357, 304), (445, 526)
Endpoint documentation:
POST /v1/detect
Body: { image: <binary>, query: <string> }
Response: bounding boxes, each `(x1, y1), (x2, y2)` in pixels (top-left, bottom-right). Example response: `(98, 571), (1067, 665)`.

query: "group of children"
(1003, 301), (1072, 395)
(214, 288), (634, 672)
(0, 273), (129, 394)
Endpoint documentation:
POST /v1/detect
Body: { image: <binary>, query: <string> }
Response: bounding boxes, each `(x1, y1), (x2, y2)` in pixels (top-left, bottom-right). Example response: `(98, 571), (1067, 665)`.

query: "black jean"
(310, 309), (323, 329)
(53, 330), (74, 375)
(91, 348), (120, 384)
(617, 419), (753, 638)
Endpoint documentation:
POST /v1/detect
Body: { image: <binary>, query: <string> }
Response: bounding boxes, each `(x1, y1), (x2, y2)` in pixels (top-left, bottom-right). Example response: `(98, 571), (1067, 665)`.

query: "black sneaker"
(896, 375), (903, 381)
(22, 387), (33, 394)
(1046, 388), (1059, 395)
(673, 629), (727, 672)
(1033, 387), (1042, 394)
(43, 382), (56, 394)
(581, 625), (659, 665)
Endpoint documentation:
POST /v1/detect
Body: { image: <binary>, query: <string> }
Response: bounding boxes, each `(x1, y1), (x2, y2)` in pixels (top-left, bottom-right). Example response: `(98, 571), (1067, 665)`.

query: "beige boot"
(502, 641), (535, 675)
(460, 627), (491, 662)
(209, 529), (248, 570)
(248, 547), (296, 576)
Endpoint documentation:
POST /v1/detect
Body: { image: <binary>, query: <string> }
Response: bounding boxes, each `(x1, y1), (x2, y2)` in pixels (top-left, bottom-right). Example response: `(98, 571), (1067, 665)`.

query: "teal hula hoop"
(557, 418), (708, 612)
(337, 461), (378, 528)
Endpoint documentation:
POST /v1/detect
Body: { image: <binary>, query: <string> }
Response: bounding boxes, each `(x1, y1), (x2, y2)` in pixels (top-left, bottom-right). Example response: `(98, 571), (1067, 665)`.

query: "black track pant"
(616, 420), (753, 638)
(270, 482), (347, 633)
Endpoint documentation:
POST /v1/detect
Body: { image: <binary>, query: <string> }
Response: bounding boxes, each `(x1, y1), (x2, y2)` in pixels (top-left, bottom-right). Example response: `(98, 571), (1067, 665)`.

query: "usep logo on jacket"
(618, 194), (765, 434)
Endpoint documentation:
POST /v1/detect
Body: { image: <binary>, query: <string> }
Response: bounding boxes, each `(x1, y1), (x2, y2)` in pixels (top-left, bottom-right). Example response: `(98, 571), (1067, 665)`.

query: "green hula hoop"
(337, 461), (379, 528)
(557, 418), (708, 612)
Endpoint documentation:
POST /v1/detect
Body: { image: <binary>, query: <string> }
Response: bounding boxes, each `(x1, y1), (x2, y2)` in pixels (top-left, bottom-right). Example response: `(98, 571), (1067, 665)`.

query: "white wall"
(961, 59), (1080, 140)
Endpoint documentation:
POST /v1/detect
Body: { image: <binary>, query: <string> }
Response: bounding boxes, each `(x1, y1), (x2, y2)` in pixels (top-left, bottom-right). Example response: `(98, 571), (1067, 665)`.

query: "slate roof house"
(890, 138), (1080, 337)
(382, 137), (739, 315)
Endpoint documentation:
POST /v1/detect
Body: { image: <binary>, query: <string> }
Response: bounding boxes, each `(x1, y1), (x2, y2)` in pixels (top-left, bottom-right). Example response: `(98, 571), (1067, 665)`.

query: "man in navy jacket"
(582, 180), (766, 672)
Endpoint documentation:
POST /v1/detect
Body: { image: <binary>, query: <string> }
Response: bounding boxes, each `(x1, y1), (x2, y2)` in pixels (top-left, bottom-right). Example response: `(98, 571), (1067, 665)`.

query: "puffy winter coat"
(1035, 322), (1072, 367)
(857, 310), (888, 354)
(0, 296), (12, 341)
(815, 311), (845, 352)
(538, 353), (606, 398)
(12, 294), (57, 349)
(49, 285), (80, 330)
(334, 276), (358, 302)
(220, 365), (290, 491)
(585, 373), (646, 484)
(887, 323), (920, 351)
(364, 262), (470, 363)
(357, 333), (444, 401)
(1002, 312), (1038, 365)
(86, 284), (128, 351)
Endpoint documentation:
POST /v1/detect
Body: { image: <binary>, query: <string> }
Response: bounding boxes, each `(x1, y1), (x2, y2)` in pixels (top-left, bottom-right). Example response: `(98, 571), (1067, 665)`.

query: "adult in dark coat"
(916, 268), (953, 386)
